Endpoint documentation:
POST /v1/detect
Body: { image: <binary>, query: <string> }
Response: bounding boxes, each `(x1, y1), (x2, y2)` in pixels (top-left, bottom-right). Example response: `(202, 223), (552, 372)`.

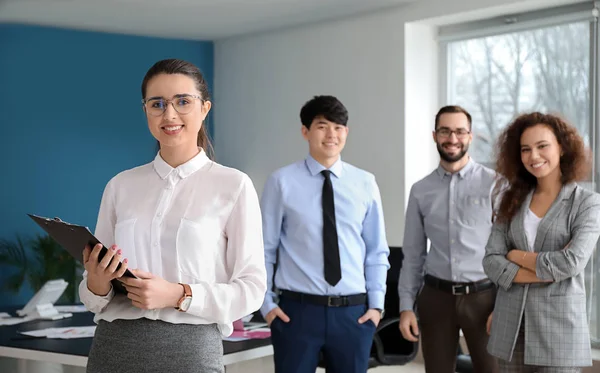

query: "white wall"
(404, 21), (440, 212)
(213, 0), (580, 246)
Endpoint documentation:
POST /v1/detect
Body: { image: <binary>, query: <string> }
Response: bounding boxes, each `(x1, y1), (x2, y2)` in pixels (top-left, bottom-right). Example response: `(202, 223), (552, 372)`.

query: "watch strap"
(175, 283), (192, 311)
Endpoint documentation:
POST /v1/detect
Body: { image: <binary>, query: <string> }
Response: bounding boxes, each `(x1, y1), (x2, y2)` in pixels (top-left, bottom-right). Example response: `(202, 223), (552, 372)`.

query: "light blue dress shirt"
(260, 155), (390, 317)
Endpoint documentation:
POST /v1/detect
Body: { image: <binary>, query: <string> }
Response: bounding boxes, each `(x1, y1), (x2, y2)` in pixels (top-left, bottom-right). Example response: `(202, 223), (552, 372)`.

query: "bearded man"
(398, 105), (500, 373)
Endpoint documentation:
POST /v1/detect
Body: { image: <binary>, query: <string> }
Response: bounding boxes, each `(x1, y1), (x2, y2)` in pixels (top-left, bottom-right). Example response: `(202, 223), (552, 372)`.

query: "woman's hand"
(119, 269), (184, 310)
(83, 244), (129, 296)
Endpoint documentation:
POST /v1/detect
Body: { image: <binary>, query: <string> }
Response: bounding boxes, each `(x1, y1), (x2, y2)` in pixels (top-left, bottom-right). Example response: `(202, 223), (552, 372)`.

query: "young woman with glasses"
(79, 59), (267, 373)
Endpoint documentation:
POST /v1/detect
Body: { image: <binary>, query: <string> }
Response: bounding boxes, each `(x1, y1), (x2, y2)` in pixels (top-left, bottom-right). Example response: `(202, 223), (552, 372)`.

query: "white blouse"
(524, 208), (543, 251)
(78, 150), (267, 336)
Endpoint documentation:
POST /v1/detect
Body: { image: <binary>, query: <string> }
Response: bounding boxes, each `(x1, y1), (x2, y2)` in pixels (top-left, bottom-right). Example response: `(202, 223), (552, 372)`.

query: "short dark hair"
(300, 95), (349, 129)
(141, 58), (214, 160)
(435, 105), (472, 130)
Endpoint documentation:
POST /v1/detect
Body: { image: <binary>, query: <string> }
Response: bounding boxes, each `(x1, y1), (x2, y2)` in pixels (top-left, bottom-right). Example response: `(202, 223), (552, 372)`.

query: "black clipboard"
(28, 214), (136, 294)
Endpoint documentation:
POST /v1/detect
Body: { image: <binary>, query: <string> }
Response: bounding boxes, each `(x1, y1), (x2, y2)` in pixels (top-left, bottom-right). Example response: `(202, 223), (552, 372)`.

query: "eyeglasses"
(142, 94), (203, 117)
(436, 128), (471, 139)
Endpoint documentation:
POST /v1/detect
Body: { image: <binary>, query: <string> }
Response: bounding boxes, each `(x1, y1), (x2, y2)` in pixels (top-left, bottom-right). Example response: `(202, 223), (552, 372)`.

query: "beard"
(437, 141), (468, 163)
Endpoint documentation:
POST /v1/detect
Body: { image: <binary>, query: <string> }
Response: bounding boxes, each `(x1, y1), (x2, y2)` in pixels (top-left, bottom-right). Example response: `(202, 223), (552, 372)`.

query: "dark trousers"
(270, 295), (376, 373)
(417, 283), (499, 373)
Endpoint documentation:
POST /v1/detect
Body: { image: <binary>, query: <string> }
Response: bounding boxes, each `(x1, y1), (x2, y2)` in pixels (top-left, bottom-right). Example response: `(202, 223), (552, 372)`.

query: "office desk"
(0, 310), (274, 373)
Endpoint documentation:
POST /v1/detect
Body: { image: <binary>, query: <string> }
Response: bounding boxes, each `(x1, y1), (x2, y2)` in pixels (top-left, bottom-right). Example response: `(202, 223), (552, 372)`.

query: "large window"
(441, 2), (600, 346)
(446, 22), (591, 164)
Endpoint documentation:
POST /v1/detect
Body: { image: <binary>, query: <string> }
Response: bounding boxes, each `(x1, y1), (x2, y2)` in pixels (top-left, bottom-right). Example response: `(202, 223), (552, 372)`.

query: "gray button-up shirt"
(398, 158), (497, 312)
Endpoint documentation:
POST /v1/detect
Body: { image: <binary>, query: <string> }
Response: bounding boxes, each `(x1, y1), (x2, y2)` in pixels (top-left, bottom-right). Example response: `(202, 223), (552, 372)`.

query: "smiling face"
(433, 112), (472, 163)
(143, 73), (211, 152)
(301, 116), (348, 165)
(520, 123), (562, 181)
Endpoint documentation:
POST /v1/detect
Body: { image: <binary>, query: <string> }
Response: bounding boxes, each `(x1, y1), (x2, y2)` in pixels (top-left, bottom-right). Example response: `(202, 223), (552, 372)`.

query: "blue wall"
(0, 24), (214, 306)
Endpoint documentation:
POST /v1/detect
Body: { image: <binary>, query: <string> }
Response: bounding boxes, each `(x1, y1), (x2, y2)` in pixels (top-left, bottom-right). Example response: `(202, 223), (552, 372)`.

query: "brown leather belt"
(279, 290), (367, 307)
(424, 274), (495, 295)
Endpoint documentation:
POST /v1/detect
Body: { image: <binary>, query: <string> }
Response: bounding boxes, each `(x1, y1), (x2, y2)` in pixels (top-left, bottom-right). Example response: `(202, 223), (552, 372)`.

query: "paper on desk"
(224, 328), (271, 342)
(223, 336), (250, 342)
(0, 316), (34, 326)
(54, 305), (88, 313)
(244, 322), (268, 330)
(21, 326), (96, 339)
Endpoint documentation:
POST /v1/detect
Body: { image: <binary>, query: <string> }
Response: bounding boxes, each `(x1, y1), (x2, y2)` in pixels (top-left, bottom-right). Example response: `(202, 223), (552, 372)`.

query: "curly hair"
(493, 112), (590, 223)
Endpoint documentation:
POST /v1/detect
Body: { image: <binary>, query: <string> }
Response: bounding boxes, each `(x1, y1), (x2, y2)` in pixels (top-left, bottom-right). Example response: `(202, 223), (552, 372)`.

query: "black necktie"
(321, 170), (341, 286)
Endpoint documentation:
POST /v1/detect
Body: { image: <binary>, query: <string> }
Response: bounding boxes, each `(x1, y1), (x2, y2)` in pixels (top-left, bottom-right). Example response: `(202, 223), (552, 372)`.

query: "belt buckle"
(327, 296), (346, 307)
(452, 285), (469, 295)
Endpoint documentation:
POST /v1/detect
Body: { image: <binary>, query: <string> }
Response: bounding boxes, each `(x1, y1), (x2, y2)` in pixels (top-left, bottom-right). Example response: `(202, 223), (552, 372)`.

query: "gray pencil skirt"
(86, 318), (224, 373)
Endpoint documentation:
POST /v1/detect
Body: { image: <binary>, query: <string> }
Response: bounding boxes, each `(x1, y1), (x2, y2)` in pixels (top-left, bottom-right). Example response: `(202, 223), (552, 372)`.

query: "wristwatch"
(375, 308), (385, 318)
(175, 283), (192, 312)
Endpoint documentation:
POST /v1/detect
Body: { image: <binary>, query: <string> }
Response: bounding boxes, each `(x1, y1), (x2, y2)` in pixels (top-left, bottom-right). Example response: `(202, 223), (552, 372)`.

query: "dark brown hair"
(141, 59), (214, 160)
(493, 112), (590, 223)
(435, 105), (472, 130)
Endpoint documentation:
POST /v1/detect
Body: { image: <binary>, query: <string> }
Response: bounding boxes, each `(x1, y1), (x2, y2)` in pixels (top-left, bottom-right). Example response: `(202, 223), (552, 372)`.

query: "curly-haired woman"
(483, 112), (600, 372)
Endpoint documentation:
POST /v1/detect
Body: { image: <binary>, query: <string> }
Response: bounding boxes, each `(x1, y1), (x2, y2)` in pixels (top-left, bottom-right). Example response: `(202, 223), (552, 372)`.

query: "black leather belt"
(279, 290), (367, 307)
(424, 274), (494, 295)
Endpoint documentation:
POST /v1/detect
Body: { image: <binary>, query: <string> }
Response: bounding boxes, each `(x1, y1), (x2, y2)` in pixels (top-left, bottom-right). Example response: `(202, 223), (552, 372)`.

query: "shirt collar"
(436, 157), (474, 179)
(153, 148), (210, 180)
(305, 154), (344, 178)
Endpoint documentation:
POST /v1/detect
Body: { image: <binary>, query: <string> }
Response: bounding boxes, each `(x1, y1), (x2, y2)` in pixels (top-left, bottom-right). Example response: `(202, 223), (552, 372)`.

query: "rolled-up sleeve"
(536, 194), (600, 282)
(483, 221), (520, 291)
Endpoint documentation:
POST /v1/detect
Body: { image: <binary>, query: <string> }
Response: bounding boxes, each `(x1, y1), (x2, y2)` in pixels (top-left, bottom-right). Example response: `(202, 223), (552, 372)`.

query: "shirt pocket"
(458, 193), (491, 226)
(176, 218), (225, 282)
(114, 218), (137, 269)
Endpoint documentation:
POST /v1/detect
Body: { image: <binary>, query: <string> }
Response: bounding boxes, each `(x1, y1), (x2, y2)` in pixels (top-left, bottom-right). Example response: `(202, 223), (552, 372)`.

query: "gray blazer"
(483, 183), (600, 367)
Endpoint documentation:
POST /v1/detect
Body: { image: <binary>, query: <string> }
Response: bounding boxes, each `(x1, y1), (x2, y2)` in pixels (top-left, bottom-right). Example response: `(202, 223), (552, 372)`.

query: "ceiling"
(0, 0), (417, 40)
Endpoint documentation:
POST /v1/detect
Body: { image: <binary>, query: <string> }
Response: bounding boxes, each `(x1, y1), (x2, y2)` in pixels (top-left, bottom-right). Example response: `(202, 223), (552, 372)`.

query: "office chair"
(373, 247), (418, 365)
(381, 247), (473, 372)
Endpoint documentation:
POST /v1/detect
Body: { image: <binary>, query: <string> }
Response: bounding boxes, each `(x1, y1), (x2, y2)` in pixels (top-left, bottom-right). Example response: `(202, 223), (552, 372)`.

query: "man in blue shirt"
(260, 95), (390, 373)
